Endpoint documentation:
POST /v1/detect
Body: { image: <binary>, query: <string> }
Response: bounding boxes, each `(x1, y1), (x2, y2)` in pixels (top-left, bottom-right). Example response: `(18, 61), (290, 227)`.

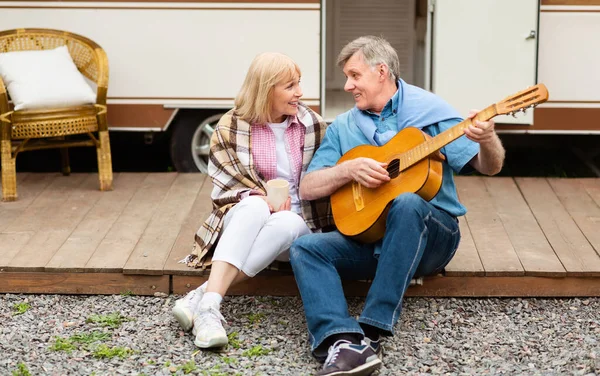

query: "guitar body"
(330, 127), (443, 243)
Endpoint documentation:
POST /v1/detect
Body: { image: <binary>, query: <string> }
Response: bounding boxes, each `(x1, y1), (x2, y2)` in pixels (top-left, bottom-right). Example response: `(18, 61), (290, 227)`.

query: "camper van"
(1, 0), (598, 172)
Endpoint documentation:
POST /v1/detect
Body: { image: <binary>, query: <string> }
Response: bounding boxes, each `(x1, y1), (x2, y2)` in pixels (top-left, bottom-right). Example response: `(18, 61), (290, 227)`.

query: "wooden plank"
(173, 274), (600, 297)
(516, 178), (600, 276)
(579, 178), (600, 208)
(123, 173), (204, 275)
(444, 218), (485, 276)
(0, 272), (169, 295)
(45, 173), (147, 272)
(549, 178), (600, 256)
(163, 174), (213, 275)
(84, 173), (178, 273)
(6, 174), (105, 272)
(0, 172), (28, 199)
(455, 176), (524, 276)
(0, 174), (88, 268)
(484, 177), (565, 277)
(0, 173), (58, 231)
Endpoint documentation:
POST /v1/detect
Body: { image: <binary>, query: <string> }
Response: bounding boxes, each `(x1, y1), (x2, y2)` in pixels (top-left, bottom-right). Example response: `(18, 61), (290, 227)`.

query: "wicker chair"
(0, 28), (112, 201)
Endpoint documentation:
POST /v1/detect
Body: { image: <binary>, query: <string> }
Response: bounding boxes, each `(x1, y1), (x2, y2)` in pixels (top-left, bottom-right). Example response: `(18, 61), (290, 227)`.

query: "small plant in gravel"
(221, 356), (237, 365)
(70, 331), (111, 344)
(49, 337), (77, 353)
(86, 312), (131, 328)
(11, 363), (31, 376)
(177, 360), (197, 374)
(242, 345), (270, 358)
(120, 290), (134, 296)
(92, 344), (134, 359)
(12, 302), (30, 316)
(246, 312), (265, 325)
(227, 332), (241, 349)
(201, 365), (228, 376)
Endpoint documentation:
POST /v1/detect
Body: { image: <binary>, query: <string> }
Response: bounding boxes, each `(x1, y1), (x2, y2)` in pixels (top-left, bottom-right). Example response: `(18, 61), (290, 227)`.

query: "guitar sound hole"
(387, 159), (400, 179)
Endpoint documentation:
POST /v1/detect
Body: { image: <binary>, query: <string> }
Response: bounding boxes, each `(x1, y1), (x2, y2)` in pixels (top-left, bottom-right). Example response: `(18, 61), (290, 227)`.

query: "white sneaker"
(193, 301), (228, 348)
(172, 286), (204, 332)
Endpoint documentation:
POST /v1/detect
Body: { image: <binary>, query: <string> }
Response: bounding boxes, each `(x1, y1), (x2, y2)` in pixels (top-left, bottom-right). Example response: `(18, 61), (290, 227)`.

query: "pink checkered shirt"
(251, 116), (305, 185)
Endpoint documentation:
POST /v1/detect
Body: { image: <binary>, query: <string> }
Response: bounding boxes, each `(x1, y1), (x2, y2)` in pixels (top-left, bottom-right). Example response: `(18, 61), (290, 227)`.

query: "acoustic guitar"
(330, 84), (549, 243)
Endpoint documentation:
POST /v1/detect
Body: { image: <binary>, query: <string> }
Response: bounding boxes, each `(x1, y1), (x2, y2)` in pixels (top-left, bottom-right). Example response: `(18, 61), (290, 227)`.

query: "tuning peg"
(522, 108), (527, 114)
(512, 112), (517, 118)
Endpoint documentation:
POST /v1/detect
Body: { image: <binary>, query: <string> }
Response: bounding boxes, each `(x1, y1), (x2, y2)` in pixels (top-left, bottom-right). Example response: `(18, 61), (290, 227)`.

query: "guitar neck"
(399, 104), (498, 171)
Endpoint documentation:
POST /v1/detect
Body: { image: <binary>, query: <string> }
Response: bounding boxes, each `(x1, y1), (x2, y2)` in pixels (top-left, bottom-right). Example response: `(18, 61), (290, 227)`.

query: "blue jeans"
(290, 193), (460, 357)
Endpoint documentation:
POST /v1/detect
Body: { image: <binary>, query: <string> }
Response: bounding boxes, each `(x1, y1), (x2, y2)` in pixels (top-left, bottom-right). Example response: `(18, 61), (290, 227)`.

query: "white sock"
(197, 282), (208, 292)
(199, 292), (223, 308)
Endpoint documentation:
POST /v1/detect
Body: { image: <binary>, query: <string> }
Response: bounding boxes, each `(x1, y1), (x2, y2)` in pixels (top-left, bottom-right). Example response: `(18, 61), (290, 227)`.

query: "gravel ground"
(1, 294), (598, 376)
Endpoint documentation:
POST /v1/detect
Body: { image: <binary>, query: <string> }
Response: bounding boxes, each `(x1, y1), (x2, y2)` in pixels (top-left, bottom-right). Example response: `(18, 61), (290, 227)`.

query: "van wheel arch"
(169, 110), (223, 173)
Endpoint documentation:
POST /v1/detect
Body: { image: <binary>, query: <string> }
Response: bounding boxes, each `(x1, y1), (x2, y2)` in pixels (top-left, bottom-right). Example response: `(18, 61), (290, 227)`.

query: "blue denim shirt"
(307, 95), (480, 217)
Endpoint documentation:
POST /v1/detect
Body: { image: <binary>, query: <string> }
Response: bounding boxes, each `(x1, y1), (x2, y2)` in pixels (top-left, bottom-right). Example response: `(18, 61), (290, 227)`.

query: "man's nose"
(344, 78), (354, 92)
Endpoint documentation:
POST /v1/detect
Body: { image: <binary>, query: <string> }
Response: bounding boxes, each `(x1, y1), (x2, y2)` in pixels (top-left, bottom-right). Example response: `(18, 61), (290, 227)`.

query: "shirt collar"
(253, 115), (304, 128)
(364, 84), (401, 118)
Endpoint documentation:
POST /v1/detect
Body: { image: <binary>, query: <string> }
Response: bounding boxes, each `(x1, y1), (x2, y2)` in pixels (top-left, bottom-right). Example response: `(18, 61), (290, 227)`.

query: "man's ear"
(378, 63), (389, 81)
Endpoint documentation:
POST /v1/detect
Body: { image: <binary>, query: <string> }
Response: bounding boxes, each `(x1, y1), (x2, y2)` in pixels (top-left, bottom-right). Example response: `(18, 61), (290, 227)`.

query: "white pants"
(212, 196), (311, 277)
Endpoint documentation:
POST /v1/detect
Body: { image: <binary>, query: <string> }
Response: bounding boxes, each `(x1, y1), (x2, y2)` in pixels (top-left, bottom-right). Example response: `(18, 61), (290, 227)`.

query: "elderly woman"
(174, 52), (332, 349)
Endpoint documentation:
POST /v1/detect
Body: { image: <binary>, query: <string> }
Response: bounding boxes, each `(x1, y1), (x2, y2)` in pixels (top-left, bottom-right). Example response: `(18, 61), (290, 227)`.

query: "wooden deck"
(1, 173), (599, 297)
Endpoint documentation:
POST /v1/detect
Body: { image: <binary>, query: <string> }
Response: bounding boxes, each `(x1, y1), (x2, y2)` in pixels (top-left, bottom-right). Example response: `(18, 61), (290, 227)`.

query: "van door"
(430, 0), (539, 124)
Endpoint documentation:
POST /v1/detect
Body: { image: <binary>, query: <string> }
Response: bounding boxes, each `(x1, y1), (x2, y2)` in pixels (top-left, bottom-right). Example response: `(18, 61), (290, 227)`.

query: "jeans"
(290, 193), (461, 357)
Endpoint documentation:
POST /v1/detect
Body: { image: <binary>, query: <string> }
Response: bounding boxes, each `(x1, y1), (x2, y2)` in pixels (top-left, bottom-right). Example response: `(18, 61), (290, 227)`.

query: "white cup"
(266, 178), (289, 210)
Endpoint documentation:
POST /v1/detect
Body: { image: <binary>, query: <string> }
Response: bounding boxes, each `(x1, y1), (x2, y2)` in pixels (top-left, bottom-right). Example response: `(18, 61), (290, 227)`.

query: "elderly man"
(290, 36), (505, 375)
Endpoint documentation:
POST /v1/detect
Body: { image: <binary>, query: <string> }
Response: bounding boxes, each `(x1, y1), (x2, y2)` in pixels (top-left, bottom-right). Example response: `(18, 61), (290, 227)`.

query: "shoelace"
(323, 340), (350, 367)
(196, 306), (226, 330)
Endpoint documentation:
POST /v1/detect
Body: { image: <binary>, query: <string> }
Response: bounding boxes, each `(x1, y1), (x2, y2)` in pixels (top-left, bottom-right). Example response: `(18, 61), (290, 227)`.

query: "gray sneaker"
(364, 337), (383, 359)
(316, 340), (382, 376)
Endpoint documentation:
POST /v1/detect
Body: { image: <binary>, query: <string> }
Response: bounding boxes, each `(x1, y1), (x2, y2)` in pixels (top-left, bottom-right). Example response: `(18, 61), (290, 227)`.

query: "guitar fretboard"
(398, 105), (498, 172)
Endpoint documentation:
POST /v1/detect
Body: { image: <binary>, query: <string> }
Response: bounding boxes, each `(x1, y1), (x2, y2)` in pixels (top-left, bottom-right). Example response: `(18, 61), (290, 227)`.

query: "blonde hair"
(337, 36), (400, 82)
(235, 52), (301, 124)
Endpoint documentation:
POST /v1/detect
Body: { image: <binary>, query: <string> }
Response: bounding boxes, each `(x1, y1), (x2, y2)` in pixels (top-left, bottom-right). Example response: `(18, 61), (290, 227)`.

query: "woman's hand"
(275, 196), (292, 212)
(257, 195), (291, 212)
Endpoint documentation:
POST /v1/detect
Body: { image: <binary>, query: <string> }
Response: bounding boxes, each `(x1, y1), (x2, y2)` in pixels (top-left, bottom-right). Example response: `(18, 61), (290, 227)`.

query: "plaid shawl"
(183, 103), (333, 268)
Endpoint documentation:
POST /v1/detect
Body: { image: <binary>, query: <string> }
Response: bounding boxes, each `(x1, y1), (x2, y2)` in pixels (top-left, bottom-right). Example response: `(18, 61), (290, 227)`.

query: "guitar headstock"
(496, 84), (549, 116)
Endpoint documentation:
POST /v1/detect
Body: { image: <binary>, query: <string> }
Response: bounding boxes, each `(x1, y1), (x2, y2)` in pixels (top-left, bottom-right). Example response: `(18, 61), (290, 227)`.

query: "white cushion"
(0, 46), (97, 111)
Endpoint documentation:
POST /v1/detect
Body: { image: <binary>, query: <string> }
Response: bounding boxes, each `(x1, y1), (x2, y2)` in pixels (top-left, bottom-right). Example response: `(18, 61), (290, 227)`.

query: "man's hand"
(345, 157), (390, 188)
(465, 109), (505, 176)
(463, 109), (497, 145)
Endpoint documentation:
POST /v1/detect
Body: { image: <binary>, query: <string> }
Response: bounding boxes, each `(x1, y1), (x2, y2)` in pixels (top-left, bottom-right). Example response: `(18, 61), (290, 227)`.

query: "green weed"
(70, 332), (111, 344)
(11, 363), (30, 376)
(12, 302), (30, 316)
(49, 337), (77, 353)
(228, 332), (241, 349)
(177, 360), (197, 374)
(247, 312), (265, 325)
(92, 344), (134, 359)
(221, 356), (237, 365)
(86, 312), (131, 328)
(242, 345), (270, 357)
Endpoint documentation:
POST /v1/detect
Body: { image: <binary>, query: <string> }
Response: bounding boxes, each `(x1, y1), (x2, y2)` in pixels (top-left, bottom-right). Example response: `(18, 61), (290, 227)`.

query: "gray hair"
(336, 36), (400, 82)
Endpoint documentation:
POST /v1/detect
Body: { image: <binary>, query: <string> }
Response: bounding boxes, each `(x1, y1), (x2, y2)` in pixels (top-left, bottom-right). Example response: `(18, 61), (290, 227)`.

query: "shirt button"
(393, 109), (397, 114)
(381, 117), (385, 121)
